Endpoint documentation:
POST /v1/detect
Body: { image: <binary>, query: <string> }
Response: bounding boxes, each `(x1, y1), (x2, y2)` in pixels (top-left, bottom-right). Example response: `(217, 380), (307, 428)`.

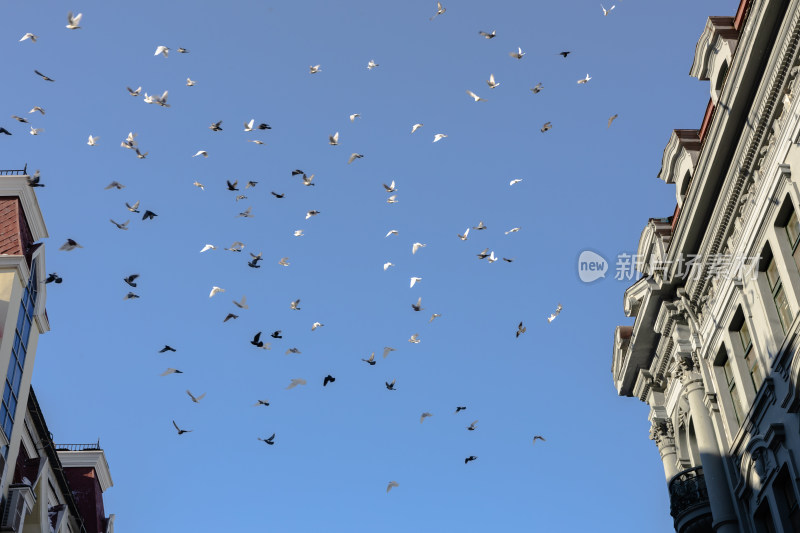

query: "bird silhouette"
(172, 420), (192, 435)
(258, 433), (276, 445)
(323, 375), (336, 386)
(465, 456), (478, 464)
(251, 332), (265, 348)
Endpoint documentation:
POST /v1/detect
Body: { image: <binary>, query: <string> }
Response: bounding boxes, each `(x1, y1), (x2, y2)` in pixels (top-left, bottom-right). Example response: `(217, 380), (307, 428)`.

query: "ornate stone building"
(612, 1), (800, 531)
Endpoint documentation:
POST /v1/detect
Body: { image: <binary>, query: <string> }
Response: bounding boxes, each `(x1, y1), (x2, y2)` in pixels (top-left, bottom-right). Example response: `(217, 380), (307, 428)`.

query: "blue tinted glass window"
(1, 260), (37, 440)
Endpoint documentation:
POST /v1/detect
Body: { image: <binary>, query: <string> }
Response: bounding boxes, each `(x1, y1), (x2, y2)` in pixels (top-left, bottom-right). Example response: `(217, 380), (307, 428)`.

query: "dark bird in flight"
(159, 345), (177, 353)
(226, 180), (239, 191)
(559, 51), (571, 58)
(455, 406), (467, 414)
(223, 313), (238, 322)
(516, 322), (526, 338)
(323, 375), (336, 386)
(251, 332), (265, 348)
(209, 121), (223, 131)
(291, 169), (305, 176)
(247, 259), (261, 269)
(253, 399), (270, 407)
(258, 123), (271, 130)
(476, 248), (490, 259)
(245, 181), (258, 189)
(271, 192), (285, 198)
(385, 379), (396, 391)
(177, 48), (189, 53)
(172, 420), (192, 435)
(0, 128), (11, 136)
(59, 239), (82, 251)
(533, 435), (546, 445)
(362, 353), (376, 365)
(259, 433), (275, 445)
(34, 70), (55, 82)
(411, 297), (424, 312)
(45, 273), (62, 284)
(142, 210), (157, 220)
(465, 456), (478, 464)
(467, 420), (478, 431)
(270, 331), (282, 339)
(124, 274), (139, 287)
(123, 292), (139, 300)
(541, 122), (552, 133)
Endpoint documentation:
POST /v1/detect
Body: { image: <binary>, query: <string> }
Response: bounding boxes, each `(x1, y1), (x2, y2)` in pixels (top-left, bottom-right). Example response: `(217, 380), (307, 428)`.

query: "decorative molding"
(56, 450), (114, 492)
(691, 17), (738, 81)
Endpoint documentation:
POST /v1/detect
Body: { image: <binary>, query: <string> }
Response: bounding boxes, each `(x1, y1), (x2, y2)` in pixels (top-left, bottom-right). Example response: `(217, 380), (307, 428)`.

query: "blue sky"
(3, 1), (737, 531)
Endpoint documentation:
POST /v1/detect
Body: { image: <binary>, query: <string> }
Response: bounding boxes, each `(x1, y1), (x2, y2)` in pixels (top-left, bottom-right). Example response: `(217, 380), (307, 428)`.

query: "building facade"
(612, 0), (800, 532)
(0, 168), (114, 533)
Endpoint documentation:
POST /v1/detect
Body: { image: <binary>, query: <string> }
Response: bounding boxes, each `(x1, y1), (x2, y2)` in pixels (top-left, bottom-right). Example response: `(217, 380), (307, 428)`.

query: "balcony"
(669, 467), (713, 533)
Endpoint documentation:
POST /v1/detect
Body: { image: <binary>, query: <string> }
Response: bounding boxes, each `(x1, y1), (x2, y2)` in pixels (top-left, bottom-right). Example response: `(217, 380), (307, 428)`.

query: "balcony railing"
(54, 440), (101, 451)
(0, 165), (27, 176)
(669, 466), (713, 533)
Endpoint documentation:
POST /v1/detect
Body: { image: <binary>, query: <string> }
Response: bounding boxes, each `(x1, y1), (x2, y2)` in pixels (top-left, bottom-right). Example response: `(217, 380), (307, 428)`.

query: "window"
(754, 500), (777, 533)
(738, 320), (763, 391)
(785, 209), (800, 273)
(0, 261), (37, 441)
(723, 356), (744, 425)
(766, 256), (793, 332)
(776, 469), (800, 532)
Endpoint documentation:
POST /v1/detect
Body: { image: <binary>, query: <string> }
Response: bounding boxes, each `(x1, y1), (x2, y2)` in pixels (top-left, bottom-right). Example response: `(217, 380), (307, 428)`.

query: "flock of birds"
(1, 3), (618, 496)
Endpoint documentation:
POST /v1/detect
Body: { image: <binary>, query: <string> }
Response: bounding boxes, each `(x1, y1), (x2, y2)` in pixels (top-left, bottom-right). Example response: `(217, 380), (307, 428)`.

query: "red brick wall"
(62, 467), (106, 533)
(0, 198), (23, 257)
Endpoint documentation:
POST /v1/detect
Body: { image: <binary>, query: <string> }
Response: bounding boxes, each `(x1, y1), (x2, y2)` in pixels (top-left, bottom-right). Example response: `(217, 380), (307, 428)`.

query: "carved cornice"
(690, 16), (738, 81)
(687, 8), (800, 309)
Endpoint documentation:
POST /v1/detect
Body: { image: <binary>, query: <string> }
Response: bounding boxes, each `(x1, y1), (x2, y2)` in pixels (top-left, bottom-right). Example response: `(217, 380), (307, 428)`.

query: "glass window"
(783, 474), (800, 531)
(767, 257), (793, 332)
(0, 260), (37, 441)
(737, 320), (763, 391)
(723, 358), (744, 424)
(787, 210), (800, 273)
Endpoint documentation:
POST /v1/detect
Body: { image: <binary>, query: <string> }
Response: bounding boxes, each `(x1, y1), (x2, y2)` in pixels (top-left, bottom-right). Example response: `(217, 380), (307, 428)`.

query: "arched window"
(715, 60), (729, 93)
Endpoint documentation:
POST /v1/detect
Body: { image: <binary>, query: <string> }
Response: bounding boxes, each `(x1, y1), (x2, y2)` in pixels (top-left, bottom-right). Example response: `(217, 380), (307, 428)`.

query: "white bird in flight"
(66, 12), (82, 30)
(601, 4), (615, 16)
(193, 181), (204, 190)
(386, 230), (399, 238)
(487, 74), (500, 89)
(286, 378), (307, 390)
(329, 132), (339, 145)
(127, 86), (142, 97)
(505, 227), (521, 234)
(412, 242), (426, 254)
(387, 195), (398, 204)
(457, 228), (470, 241)
(209, 286), (225, 298)
(350, 113), (361, 122)
(383, 262), (394, 271)
(87, 135), (99, 146)
(577, 74), (592, 84)
(547, 303), (563, 323)
(433, 133), (447, 142)
(154, 45), (169, 57)
(410, 277), (422, 288)
(367, 59), (379, 70)
(29, 106), (45, 115)
(466, 90), (487, 102)
(294, 230), (304, 237)
(19, 33), (38, 43)
(411, 123), (423, 134)
(186, 78), (196, 87)
(29, 126), (43, 136)
(430, 1), (445, 20)
(408, 333), (421, 344)
(244, 119), (255, 132)
(192, 150), (208, 158)
(309, 65), (321, 74)
(509, 179), (522, 186)
(509, 47), (525, 59)
(200, 244), (215, 253)
(383, 180), (397, 193)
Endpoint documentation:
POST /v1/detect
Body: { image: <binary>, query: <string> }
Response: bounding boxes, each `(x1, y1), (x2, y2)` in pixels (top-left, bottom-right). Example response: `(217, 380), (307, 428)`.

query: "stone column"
(650, 417), (679, 480)
(678, 356), (740, 532)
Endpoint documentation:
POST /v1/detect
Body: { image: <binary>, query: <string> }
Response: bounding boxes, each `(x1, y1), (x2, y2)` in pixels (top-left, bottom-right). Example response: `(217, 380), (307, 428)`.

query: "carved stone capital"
(650, 418), (676, 452)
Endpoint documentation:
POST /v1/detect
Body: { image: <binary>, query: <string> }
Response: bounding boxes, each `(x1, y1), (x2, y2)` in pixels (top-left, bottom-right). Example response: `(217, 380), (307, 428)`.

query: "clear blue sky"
(3, 1), (737, 531)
